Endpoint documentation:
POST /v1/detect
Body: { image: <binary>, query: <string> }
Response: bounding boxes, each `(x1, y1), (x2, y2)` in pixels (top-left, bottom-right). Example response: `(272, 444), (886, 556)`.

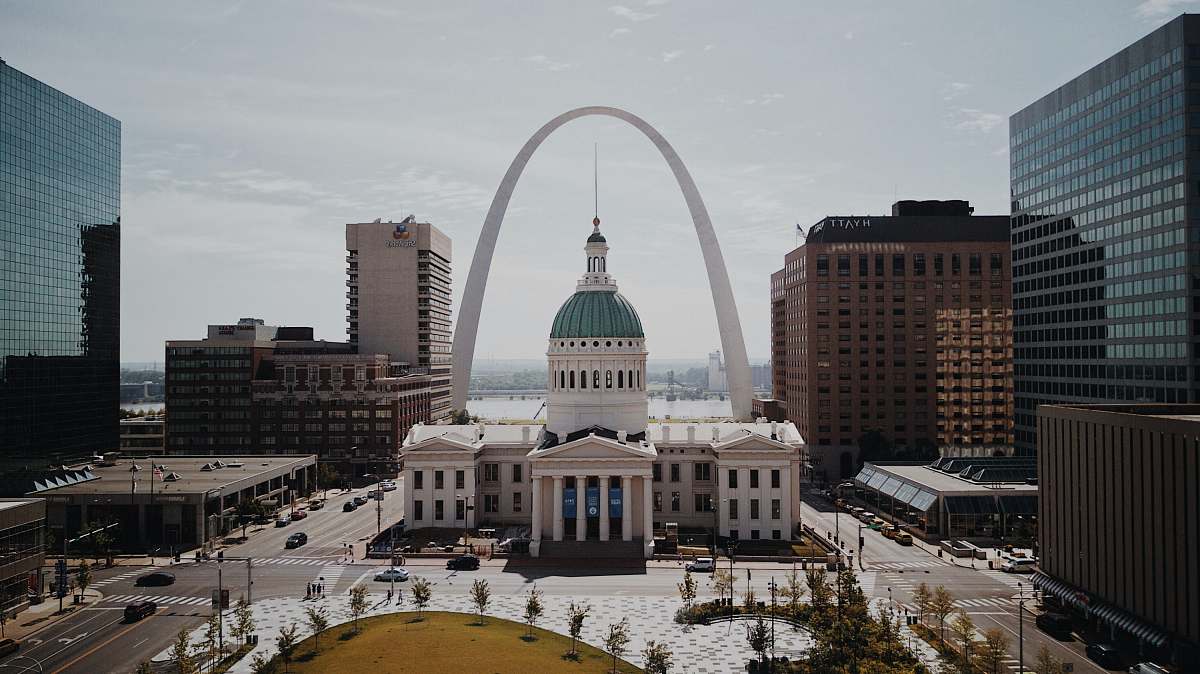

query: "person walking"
(306, 582), (312, 599)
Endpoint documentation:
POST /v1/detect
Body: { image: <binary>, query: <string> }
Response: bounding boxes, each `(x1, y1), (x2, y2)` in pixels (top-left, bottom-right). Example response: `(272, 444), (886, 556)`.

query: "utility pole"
(217, 562), (224, 653)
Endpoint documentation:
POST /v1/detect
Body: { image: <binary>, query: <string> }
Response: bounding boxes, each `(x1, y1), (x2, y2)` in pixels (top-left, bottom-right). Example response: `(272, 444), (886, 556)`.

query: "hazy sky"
(0, 0), (1189, 363)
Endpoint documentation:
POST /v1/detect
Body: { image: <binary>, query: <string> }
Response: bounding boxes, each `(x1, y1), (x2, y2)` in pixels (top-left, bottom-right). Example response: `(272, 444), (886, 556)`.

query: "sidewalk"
(6, 588), (103, 643)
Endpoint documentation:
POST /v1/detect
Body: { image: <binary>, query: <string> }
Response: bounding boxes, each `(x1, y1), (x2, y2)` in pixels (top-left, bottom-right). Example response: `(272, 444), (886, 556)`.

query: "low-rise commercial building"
(120, 417), (165, 454)
(0, 498), (46, 616)
(34, 455), (315, 552)
(1036, 404), (1200, 666)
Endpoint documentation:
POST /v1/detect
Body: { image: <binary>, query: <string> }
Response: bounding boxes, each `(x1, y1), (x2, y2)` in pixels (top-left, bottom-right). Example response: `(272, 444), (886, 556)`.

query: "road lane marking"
(49, 616), (149, 674)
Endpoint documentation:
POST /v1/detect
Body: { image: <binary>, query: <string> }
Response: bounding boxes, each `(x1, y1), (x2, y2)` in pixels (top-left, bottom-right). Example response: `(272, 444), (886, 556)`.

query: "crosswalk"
(978, 569), (1030, 590)
(868, 560), (947, 571)
(892, 596), (1014, 615)
(91, 567), (160, 588)
(101, 593), (211, 607)
(255, 557), (344, 567)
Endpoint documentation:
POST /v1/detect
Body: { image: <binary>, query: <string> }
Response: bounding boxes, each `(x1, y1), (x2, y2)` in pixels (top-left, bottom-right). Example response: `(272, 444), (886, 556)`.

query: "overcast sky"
(1, 0), (1190, 363)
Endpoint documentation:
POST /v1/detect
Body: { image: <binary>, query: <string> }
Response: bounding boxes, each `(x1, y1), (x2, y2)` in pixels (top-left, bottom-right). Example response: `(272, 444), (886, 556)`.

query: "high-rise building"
(346, 219), (453, 421)
(1010, 16), (1195, 453)
(771, 200), (1012, 482)
(0, 59), (120, 470)
(707, 350), (727, 391)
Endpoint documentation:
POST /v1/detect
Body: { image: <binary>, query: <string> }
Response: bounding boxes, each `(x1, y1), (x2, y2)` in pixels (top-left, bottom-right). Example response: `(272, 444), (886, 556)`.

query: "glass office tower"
(1009, 16), (1196, 453)
(0, 59), (121, 469)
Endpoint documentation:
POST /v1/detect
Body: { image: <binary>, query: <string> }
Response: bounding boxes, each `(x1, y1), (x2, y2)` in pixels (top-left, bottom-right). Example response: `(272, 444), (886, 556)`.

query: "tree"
(410, 577), (432, 618)
(170, 627), (197, 674)
(316, 463), (340, 497)
(522, 586), (543, 638)
(641, 640), (673, 674)
(1033, 645), (1066, 674)
(950, 610), (976, 671)
(348, 584), (368, 633)
(929, 585), (957, 643)
(201, 612), (223, 671)
(565, 601), (591, 658)
(976, 627), (1011, 674)
(742, 587), (757, 611)
(804, 568), (833, 614)
(230, 597), (255, 647)
(470, 578), (491, 625)
(911, 582), (932, 625)
(76, 561), (92, 600)
(249, 653), (273, 674)
(304, 604), (330, 654)
(87, 521), (115, 566)
(712, 568), (735, 604)
(677, 571), (697, 622)
(449, 409), (476, 425)
(602, 617), (631, 674)
(275, 623), (299, 674)
(781, 570), (806, 617)
(744, 614), (773, 668)
(134, 662), (153, 674)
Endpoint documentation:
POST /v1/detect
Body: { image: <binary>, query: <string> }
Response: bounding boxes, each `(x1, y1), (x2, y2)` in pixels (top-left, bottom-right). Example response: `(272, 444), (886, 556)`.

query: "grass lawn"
(276, 611), (642, 673)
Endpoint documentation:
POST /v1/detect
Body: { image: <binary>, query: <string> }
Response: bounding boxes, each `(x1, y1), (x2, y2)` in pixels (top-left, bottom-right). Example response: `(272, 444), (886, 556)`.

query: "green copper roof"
(550, 291), (644, 339)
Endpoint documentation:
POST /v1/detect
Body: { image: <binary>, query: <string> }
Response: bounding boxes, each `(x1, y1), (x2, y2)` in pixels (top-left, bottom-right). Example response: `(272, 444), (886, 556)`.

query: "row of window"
(816, 253), (1003, 277)
(553, 368), (642, 391)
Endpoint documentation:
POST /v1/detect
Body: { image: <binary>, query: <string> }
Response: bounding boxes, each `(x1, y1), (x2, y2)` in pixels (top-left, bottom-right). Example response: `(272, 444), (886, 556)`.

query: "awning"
(879, 476), (903, 497)
(909, 490), (937, 511)
(999, 495), (1038, 516)
(894, 483), (919, 505)
(1032, 572), (1088, 612)
(867, 471), (889, 490)
(943, 495), (997, 515)
(1034, 574), (1169, 648)
(854, 467), (876, 486)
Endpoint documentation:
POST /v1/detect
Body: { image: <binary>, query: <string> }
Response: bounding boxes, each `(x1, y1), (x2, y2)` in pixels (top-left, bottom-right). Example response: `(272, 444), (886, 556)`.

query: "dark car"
(285, 532), (308, 549)
(123, 601), (157, 622)
(343, 501), (358, 512)
(254, 514), (273, 525)
(135, 571), (176, 587)
(446, 554), (480, 571)
(353, 495), (369, 506)
(308, 500), (324, 511)
(0, 638), (19, 657)
(1086, 643), (1123, 669)
(1035, 612), (1074, 639)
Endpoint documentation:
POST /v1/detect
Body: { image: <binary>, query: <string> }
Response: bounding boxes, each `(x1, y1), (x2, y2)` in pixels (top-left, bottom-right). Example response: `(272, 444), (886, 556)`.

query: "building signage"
(563, 488), (576, 518)
(386, 222), (417, 247)
(585, 487), (600, 517)
(609, 488), (622, 518)
(386, 240), (417, 248)
(808, 218), (872, 238)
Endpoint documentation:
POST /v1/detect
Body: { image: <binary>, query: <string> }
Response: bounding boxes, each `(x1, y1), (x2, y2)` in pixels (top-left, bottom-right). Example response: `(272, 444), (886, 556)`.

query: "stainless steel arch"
(451, 106), (753, 419)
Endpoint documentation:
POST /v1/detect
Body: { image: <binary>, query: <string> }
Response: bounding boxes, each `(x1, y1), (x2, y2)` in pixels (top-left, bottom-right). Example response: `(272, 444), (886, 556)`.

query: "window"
(512, 464), (522, 483)
(606, 370), (613, 388)
(455, 499), (465, 520)
(434, 499), (445, 521)
(413, 470), (424, 490)
(772, 530), (782, 540)
(837, 254), (850, 276)
(671, 492), (681, 512)
(570, 370), (576, 388)
(858, 254), (868, 275)
(914, 253), (926, 276)
(892, 254), (905, 276)
(694, 493), (714, 512)
(728, 469), (738, 489)
(653, 464), (662, 482)
(483, 464), (498, 482)
(617, 370), (623, 388)
(730, 529), (740, 541)
(434, 471), (444, 490)
(653, 491), (663, 512)
(874, 254), (884, 276)
(694, 463), (711, 481)
(728, 498), (738, 519)
(750, 499), (760, 520)
(771, 499), (781, 520)
(990, 252), (1003, 276)
(816, 254), (829, 276)
(750, 529), (760, 540)
(483, 494), (499, 513)
(951, 254), (961, 275)
(580, 370), (586, 389)
(414, 500), (424, 520)
(455, 470), (465, 490)
(670, 463), (680, 482)
(934, 254), (944, 276)
(750, 470), (759, 489)
(593, 370), (600, 389)
(512, 492), (522, 512)
(770, 469), (780, 489)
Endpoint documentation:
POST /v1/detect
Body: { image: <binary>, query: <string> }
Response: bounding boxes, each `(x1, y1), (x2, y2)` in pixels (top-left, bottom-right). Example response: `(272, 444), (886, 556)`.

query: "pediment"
(713, 432), (794, 453)
(402, 434), (479, 454)
(529, 435), (655, 461)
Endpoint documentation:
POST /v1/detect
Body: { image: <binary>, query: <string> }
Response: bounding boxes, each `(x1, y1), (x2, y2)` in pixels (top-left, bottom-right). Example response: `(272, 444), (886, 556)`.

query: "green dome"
(550, 291), (644, 339)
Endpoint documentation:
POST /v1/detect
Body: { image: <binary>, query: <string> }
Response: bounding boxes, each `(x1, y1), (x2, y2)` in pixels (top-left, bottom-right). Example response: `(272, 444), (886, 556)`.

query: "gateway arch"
(451, 106), (753, 420)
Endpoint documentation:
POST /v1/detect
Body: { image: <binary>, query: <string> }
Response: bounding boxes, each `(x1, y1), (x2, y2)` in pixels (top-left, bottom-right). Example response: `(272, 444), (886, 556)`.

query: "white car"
(374, 567), (410, 582)
(380, 481), (397, 492)
(858, 511), (876, 523)
(1001, 557), (1037, 574)
(686, 557), (716, 573)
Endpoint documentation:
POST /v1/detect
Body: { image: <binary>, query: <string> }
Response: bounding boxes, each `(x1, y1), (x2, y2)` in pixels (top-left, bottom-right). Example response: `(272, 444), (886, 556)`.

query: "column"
(599, 476), (610, 541)
(552, 476), (564, 541)
(531, 476), (543, 541)
(717, 464), (730, 537)
(575, 475), (587, 541)
(621, 475), (633, 541)
(464, 466), (477, 529)
(403, 468), (414, 524)
(642, 476), (653, 546)
(779, 463), (793, 538)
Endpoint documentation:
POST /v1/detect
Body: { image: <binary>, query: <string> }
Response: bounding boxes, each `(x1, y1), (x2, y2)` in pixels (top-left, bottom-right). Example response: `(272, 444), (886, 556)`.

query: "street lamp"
(1012, 581), (1037, 672)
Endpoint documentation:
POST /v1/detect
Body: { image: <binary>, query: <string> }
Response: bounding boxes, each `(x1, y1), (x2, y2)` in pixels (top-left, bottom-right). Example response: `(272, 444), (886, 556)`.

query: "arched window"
(593, 370), (600, 389)
(617, 370), (624, 388)
(636, 369), (640, 389)
(628, 369), (633, 390)
(600, 257), (605, 272)
(560, 370), (565, 389)
(570, 370), (576, 388)
(579, 370), (586, 389)
(606, 370), (613, 388)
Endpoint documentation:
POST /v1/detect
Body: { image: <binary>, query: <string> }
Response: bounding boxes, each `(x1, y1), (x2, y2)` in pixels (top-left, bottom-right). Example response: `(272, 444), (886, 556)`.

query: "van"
(124, 601), (157, 622)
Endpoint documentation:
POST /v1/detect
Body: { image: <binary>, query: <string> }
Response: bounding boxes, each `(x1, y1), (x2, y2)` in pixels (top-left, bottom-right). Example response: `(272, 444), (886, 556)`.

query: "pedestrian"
(318, 582), (323, 596)
(306, 583), (311, 599)
(387, 589), (392, 602)
(397, 587), (403, 604)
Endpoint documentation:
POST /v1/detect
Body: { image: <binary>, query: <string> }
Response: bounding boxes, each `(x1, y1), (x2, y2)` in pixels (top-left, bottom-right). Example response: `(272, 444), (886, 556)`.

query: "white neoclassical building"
(402, 219), (806, 558)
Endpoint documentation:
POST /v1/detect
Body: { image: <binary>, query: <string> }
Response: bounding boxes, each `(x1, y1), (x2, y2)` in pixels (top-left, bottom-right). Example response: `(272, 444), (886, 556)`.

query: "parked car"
(858, 511), (876, 524)
(123, 601), (156, 622)
(0, 638), (19, 657)
(308, 500), (325, 511)
(253, 514), (273, 525)
(850, 507), (864, 517)
(135, 572), (176, 587)
(353, 495), (369, 506)
(291, 510), (308, 520)
(374, 568), (410, 582)
(1128, 662), (1170, 674)
(1035, 612), (1074, 639)
(868, 518), (885, 530)
(275, 516), (290, 527)
(380, 481), (397, 492)
(1001, 557), (1037, 573)
(880, 524), (898, 539)
(686, 557), (716, 573)
(343, 501), (358, 512)
(894, 532), (914, 546)
(285, 532), (308, 549)
(366, 489), (383, 500)
(446, 554), (480, 571)
(1085, 642), (1123, 669)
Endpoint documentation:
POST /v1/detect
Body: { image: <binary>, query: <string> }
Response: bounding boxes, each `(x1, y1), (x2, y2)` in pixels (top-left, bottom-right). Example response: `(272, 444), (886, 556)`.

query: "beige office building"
(347, 219), (453, 421)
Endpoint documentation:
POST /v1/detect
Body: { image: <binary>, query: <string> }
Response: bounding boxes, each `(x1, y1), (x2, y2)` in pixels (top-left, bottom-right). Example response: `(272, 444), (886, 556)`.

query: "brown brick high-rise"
(771, 201), (1013, 483)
